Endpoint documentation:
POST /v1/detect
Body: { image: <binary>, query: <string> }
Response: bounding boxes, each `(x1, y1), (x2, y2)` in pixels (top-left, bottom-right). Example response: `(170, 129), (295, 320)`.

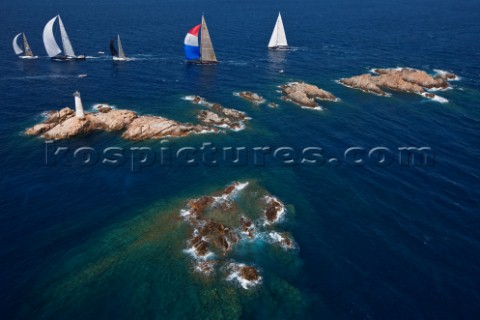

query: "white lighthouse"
(73, 91), (85, 119)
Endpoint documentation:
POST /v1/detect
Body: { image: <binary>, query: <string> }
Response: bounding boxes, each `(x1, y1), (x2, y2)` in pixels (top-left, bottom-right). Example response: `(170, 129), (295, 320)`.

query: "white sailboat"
(43, 15), (86, 61)
(110, 35), (129, 61)
(268, 12), (289, 50)
(12, 33), (38, 59)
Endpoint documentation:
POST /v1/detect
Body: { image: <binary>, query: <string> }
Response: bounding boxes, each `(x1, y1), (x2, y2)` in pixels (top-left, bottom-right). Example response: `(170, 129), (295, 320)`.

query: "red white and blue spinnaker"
(184, 25), (201, 61)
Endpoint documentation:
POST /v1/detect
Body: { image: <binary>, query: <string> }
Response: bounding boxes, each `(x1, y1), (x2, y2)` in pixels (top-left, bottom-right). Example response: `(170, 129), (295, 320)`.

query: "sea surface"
(1, 0), (480, 319)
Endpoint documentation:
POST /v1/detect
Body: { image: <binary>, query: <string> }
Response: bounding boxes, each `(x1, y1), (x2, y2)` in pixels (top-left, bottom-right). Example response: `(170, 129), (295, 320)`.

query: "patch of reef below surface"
(20, 181), (310, 319)
(26, 100), (249, 141)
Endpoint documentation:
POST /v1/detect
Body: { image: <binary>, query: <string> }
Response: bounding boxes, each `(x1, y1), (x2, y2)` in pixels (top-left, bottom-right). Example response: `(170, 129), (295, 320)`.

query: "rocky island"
(338, 68), (457, 102)
(180, 181), (296, 289)
(26, 92), (249, 141)
(281, 82), (339, 110)
(234, 91), (266, 105)
(186, 95), (249, 131)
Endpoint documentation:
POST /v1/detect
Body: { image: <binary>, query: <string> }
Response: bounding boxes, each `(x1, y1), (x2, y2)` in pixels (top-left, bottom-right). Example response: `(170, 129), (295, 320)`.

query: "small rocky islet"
(234, 82), (339, 111)
(280, 82), (338, 110)
(185, 95), (249, 131)
(180, 181), (296, 289)
(339, 67), (457, 102)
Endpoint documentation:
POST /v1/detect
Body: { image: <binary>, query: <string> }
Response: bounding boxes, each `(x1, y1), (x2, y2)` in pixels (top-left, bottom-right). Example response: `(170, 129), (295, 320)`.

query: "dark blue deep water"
(1, 0), (480, 319)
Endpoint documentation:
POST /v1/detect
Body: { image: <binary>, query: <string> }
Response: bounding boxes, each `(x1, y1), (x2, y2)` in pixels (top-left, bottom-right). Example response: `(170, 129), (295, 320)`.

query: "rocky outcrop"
(239, 266), (260, 281)
(26, 104), (230, 141)
(281, 82), (338, 109)
(268, 102), (279, 108)
(235, 92), (265, 105)
(180, 181), (295, 287)
(186, 96), (249, 131)
(226, 263), (262, 289)
(95, 104), (113, 113)
(263, 196), (286, 225)
(338, 68), (457, 101)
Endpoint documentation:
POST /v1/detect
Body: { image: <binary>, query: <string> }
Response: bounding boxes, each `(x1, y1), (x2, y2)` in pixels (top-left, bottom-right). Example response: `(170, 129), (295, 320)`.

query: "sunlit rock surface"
(281, 82), (338, 109)
(339, 68), (457, 102)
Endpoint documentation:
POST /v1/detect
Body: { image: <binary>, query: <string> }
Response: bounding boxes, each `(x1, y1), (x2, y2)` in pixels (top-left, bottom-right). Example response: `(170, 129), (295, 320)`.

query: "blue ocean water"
(1, 0), (480, 318)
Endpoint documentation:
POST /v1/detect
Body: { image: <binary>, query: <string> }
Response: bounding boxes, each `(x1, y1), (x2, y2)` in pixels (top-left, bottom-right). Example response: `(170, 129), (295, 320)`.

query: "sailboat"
(43, 15), (86, 61)
(184, 15), (218, 64)
(268, 12), (288, 50)
(12, 33), (38, 59)
(110, 35), (128, 61)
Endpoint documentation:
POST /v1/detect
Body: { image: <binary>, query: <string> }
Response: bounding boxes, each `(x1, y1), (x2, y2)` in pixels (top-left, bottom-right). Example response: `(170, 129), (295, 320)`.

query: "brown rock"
(96, 104), (112, 113)
(339, 68), (457, 97)
(281, 82), (338, 108)
(239, 266), (259, 281)
(188, 196), (214, 216)
(41, 116), (91, 140)
(339, 74), (387, 96)
(237, 92), (265, 105)
(122, 116), (216, 140)
(265, 197), (284, 223)
(223, 185), (236, 195)
(86, 109), (137, 131)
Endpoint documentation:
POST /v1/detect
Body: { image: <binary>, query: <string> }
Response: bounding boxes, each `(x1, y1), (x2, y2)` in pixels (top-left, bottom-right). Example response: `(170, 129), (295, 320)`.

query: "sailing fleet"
(13, 12), (289, 63)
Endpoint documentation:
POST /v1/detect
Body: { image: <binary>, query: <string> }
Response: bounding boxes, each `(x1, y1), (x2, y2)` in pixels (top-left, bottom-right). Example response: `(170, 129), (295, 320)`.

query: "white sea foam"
(180, 208), (193, 219)
(427, 86), (453, 92)
(421, 92), (449, 104)
(183, 247), (215, 261)
(230, 122), (246, 132)
(91, 103), (117, 111)
(212, 182), (249, 205)
(268, 231), (296, 250)
(434, 69), (461, 81)
(301, 105), (324, 111)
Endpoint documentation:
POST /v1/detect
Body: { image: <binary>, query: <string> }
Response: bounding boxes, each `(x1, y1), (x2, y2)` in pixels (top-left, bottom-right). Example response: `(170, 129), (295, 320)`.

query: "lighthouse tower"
(73, 91), (85, 119)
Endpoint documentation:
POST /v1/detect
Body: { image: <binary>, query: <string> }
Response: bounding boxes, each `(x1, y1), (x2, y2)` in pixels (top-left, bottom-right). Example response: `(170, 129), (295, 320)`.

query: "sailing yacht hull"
(113, 56), (129, 61)
(186, 60), (218, 65)
(19, 56), (38, 59)
(51, 55), (86, 61)
(268, 46), (289, 51)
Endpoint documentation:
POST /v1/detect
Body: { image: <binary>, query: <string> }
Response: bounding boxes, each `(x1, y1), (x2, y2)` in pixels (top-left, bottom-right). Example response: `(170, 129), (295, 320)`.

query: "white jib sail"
(43, 16), (62, 57)
(58, 15), (76, 57)
(13, 33), (23, 55)
(268, 13), (288, 48)
(117, 35), (125, 58)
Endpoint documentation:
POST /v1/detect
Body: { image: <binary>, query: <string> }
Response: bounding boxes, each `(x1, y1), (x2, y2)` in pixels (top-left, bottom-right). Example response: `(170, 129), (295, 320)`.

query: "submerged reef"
(338, 68), (457, 103)
(180, 181), (296, 289)
(22, 181), (310, 318)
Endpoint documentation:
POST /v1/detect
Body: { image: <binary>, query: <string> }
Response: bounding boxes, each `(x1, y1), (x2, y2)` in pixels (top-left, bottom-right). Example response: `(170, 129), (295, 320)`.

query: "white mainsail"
(268, 13), (288, 48)
(12, 33), (23, 55)
(43, 16), (62, 57)
(117, 35), (126, 59)
(58, 15), (76, 57)
(200, 16), (217, 63)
